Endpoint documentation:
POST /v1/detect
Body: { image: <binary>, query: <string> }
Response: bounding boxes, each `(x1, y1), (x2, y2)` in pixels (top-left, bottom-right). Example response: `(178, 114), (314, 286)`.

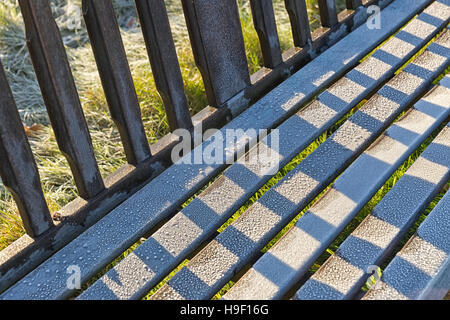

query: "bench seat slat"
(226, 82), (450, 300)
(181, 0), (250, 108)
(0, 0), (432, 299)
(150, 31), (450, 300)
(77, 1), (449, 300)
(294, 88), (450, 300)
(363, 186), (450, 300)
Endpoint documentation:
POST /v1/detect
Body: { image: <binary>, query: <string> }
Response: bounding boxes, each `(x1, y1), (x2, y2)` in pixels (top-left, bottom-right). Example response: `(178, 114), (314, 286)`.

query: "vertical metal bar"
(284, 0), (311, 48)
(346, 0), (363, 10)
(82, 0), (152, 165)
(318, 0), (339, 28)
(249, 0), (283, 68)
(181, 0), (250, 108)
(0, 61), (53, 238)
(134, 0), (193, 132)
(18, 0), (105, 199)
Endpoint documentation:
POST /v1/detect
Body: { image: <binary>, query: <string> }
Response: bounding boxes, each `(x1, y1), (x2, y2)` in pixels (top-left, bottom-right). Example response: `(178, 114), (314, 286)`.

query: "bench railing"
(0, 0), (387, 245)
(0, 59), (53, 238)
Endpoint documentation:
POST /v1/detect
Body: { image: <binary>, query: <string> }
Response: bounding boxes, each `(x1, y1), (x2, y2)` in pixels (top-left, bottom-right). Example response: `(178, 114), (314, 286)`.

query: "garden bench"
(0, 0), (449, 300)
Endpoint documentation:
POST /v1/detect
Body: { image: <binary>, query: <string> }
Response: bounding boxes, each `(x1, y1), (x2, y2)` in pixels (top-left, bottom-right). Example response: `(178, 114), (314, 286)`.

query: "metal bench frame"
(0, 0), (448, 300)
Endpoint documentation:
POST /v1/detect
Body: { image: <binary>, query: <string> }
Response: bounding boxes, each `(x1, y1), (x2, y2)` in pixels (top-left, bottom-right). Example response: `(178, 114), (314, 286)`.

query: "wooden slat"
(18, 0), (104, 199)
(150, 32), (450, 300)
(0, 0), (430, 299)
(295, 110), (450, 300)
(319, 0), (339, 28)
(250, 0), (283, 68)
(82, 0), (151, 165)
(0, 61), (53, 238)
(78, 1), (450, 300)
(346, 0), (363, 10)
(363, 184), (450, 300)
(135, 0), (193, 131)
(181, 0), (250, 107)
(284, 0), (311, 47)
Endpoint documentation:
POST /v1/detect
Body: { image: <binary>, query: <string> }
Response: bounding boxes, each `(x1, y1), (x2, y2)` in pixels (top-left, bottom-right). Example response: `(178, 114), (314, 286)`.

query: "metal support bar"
(346, 0), (363, 10)
(319, 0), (339, 28)
(19, 0), (105, 199)
(284, 0), (311, 48)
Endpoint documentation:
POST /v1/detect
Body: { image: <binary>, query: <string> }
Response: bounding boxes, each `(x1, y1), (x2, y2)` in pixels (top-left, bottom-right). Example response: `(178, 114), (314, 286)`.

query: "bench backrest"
(0, 0), (383, 240)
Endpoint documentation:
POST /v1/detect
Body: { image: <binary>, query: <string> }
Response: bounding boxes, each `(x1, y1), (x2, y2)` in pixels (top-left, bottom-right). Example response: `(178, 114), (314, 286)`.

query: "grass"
(0, 0), (448, 300)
